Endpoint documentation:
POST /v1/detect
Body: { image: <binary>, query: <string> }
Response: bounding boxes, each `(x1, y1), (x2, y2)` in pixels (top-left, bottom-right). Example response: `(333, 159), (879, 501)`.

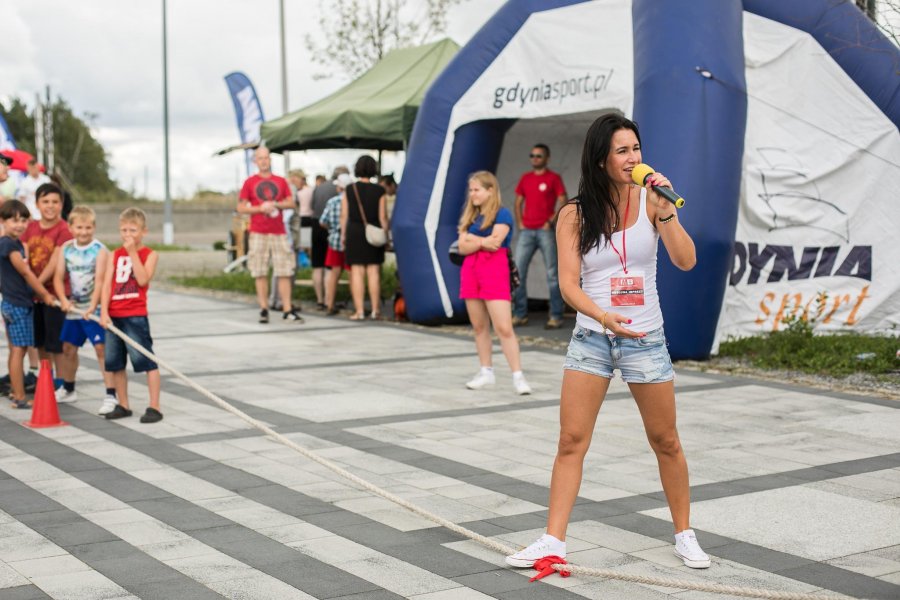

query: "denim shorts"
(105, 316), (158, 373)
(563, 325), (674, 384)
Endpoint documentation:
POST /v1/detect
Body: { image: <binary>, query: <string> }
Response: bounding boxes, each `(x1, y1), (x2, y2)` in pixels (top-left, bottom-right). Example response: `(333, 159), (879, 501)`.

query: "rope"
(75, 308), (854, 600)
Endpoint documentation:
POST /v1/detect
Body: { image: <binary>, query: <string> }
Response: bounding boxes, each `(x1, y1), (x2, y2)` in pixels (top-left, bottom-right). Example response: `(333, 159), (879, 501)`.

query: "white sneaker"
(55, 387), (78, 403)
(513, 374), (532, 395)
(466, 370), (495, 390)
(505, 533), (566, 568)
(674, 529), (711, 568)
(98, 395), (118, 415)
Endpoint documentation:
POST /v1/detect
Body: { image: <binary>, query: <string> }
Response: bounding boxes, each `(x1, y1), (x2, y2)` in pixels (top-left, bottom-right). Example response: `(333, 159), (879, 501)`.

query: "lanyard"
(609, 186), (631, 274)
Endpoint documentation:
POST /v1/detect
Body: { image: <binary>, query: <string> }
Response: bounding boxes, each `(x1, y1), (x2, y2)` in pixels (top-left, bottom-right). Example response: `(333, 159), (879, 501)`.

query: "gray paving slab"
(0, 585), (54, 600)
(1, 288), (899, 600)
(0, 468), (222, 600)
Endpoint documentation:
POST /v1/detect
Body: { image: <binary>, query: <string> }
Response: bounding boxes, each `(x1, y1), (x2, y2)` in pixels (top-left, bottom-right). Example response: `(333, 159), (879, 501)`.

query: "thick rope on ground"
(81, 309), (855, 600)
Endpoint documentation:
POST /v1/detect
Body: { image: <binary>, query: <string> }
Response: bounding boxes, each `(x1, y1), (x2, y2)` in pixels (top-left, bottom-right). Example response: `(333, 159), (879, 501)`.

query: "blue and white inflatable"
(393, 0), (900, 359)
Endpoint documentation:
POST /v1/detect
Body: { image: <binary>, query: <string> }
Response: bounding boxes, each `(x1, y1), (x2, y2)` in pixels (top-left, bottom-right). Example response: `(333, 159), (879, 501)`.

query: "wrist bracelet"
(599, 312), (608, 333)
(658, 213), (676, 224)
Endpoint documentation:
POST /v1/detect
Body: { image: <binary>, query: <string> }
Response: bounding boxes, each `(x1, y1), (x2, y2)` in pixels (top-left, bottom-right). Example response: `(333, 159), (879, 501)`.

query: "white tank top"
(576, 188), (664, 334)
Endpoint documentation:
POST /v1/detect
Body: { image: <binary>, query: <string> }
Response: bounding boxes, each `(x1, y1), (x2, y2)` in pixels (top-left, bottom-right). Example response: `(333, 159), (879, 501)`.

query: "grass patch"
(171, 263), (400, 305)
(718, 317), (898, 377)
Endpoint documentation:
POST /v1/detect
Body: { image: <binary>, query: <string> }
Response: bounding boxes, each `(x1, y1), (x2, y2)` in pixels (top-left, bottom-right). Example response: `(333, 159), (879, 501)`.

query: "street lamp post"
(279, 0), (290, 173)
(162, 0), (174, 245)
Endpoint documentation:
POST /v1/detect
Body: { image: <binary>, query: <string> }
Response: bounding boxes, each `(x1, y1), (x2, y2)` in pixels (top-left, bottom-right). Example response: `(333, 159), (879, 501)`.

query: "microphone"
(631, 164), (685, 208)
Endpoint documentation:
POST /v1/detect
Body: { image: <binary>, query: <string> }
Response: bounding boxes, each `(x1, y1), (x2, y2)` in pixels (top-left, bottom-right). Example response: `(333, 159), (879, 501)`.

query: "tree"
(0, 96), (120, 198)
(305, 0), (466, 80)
(857, 0), (900, 46)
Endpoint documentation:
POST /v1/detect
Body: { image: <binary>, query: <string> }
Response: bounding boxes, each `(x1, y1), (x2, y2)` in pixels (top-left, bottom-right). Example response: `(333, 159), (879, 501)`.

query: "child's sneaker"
(140, 407), (163, 423)
(513, 373), (532, 395)
(674, 529), (711, 568)
(259, 308), (269, 323)
(505, 533), (566, 568)
(466, 369), (495, 390)
(55, 387), (78, 403)
(105, 405), (133, 420)
(98, 395), (118, 415)
(283, 309), (304, 323)
(23, 372), (38, 393)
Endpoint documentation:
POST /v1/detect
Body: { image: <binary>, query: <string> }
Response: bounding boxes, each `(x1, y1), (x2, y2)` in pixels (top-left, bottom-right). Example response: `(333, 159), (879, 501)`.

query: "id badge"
(610, 271), (645, 306)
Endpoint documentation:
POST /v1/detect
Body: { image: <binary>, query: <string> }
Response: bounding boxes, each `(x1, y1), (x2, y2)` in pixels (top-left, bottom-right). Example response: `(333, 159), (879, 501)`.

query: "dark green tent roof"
(262, 38), (459, 152)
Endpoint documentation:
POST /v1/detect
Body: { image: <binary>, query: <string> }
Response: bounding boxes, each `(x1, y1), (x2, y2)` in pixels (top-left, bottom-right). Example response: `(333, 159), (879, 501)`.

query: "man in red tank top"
(100, 208), (163, 423)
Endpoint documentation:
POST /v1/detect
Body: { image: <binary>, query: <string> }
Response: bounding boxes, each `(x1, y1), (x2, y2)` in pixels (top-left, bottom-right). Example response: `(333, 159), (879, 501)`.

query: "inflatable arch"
(393, 0), (900, 359)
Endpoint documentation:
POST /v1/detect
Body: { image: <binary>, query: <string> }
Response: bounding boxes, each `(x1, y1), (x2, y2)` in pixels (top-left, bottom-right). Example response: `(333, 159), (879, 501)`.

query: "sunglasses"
(529, 153), (545, 159)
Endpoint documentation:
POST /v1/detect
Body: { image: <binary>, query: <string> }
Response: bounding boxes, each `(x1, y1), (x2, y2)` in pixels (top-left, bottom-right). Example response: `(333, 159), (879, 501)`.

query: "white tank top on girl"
(576, 187), (664, 334)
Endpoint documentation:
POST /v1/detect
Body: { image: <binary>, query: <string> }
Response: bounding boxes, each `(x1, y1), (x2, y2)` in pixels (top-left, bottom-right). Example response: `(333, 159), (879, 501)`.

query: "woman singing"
(506, 114), (710, 570)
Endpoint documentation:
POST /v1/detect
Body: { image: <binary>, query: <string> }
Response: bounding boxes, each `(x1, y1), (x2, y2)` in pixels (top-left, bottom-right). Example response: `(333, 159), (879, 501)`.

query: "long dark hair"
(574, 114), (641, 255)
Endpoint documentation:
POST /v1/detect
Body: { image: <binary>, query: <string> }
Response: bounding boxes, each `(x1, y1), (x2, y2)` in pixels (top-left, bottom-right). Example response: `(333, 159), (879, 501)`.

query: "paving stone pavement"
(1, 289), (898, 600)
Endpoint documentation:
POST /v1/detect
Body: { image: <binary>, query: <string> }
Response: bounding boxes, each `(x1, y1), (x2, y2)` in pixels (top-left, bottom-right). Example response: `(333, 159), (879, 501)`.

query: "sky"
(2, 0), (505, 199)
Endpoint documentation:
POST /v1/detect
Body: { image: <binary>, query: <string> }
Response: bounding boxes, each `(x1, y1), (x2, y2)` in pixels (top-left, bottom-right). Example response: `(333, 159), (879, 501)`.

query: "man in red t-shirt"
(238, 147), (303, 324)
(512, 143), (567, 329)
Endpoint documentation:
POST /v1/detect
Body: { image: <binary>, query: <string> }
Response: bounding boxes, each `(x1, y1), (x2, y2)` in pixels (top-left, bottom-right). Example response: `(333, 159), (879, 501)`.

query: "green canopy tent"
(261, 38), (459, 152)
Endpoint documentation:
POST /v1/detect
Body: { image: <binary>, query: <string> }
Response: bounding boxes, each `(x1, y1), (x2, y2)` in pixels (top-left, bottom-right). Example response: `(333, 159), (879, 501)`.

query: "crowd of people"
(239, 148), (396, 323)
(0, 157), (162, 423)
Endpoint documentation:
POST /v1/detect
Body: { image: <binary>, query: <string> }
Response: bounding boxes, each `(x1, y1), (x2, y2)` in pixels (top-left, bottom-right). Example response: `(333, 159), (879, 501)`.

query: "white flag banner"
(715, 14), (900, 349)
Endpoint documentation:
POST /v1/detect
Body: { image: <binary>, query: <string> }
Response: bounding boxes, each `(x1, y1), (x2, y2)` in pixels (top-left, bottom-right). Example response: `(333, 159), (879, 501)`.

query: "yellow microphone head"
(631, 163), (655, 186)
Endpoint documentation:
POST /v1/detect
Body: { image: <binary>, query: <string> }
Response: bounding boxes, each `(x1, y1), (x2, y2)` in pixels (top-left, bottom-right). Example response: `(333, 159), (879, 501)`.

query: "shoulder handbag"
(507, 251), (521, 293)
(352, 184), (387, 247)
(448, 240), (464, 266)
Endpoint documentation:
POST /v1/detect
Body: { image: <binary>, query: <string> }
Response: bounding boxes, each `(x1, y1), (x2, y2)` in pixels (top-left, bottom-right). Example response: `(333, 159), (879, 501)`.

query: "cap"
(333, 173), (354, 188)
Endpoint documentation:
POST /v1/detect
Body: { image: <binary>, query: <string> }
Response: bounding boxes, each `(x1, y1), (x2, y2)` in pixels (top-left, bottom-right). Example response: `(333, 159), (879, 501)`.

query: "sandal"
(349, 313), (366, 321)
(11, 399), (31, 409)
(369, 312), (382, 320)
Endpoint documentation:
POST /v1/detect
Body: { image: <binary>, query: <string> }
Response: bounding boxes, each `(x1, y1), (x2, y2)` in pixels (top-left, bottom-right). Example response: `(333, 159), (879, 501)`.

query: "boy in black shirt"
(0, 200), (55, 407)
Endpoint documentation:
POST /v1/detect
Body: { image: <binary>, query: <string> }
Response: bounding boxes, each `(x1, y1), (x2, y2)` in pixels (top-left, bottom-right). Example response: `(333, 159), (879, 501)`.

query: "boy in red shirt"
(100, 208), (162, 423)
(21, 183), (73, 393)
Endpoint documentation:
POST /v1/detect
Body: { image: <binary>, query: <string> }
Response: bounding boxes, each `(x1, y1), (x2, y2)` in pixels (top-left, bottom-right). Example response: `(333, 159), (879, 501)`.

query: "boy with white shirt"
(53, 206), (117, 413)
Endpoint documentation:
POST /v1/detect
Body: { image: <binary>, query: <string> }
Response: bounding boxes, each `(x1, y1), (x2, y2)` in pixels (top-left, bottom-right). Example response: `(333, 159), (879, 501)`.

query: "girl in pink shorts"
(456, 171), (531, 395)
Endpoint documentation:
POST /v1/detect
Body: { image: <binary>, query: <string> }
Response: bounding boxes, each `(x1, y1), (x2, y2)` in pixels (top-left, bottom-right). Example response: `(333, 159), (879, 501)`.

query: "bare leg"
(59, 343), (79, 382)
(366, 264), (381, 316)
(278, 276), (293, 312)
(350, 265), (365, 316)
(546, 370), (611, 540)
(312, 267), (325, 304)
(94, 344), (115, 390)
(325, 267), (342, 310)
(146, 369), (161, 411)
(9, 345), (27, 402)
(27, 346), (39, 369)
(464, 299), (493, 368)
(254, 276), (268, 310)
(485, 300), (521, 372)
(113, 370), (129, 409)
(630, 380), (691, 533)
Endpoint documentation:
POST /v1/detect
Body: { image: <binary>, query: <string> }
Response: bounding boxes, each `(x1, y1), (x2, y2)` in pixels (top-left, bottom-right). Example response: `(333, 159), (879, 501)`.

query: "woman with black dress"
(340, 155), (388, 320)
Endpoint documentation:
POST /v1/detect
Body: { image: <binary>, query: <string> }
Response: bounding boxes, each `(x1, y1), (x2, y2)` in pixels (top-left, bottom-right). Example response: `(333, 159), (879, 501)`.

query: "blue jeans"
(512, 228), (563, 319)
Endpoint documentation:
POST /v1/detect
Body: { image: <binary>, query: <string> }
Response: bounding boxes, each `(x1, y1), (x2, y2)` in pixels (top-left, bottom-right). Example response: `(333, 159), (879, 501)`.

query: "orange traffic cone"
(24, 359), (68, 429)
